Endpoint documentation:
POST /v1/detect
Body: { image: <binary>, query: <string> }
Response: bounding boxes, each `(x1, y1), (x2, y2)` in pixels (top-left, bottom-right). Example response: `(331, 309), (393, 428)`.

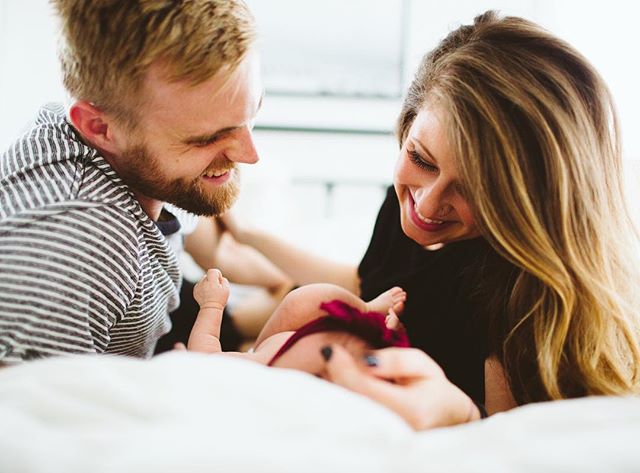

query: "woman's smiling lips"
(407, 192), (454, 232)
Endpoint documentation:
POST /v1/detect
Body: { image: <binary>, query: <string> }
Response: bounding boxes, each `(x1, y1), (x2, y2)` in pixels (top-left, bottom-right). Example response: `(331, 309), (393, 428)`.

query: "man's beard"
(117, 144), (240, 216)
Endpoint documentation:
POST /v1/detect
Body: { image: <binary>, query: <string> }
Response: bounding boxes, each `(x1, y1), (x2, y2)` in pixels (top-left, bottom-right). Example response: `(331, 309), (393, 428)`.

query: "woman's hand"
(322, 346), (481, 430)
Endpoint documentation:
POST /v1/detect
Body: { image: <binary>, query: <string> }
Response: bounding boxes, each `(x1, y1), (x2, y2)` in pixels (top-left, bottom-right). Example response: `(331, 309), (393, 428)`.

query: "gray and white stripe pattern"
(0, 104), (181, 362)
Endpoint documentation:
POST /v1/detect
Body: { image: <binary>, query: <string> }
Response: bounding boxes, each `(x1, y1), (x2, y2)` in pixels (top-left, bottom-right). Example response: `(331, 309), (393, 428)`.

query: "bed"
(1, 352), (639, 472)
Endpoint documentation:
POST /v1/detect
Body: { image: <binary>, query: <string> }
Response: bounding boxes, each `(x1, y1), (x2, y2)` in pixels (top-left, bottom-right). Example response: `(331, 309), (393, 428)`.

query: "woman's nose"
(415, 185), (452, 219)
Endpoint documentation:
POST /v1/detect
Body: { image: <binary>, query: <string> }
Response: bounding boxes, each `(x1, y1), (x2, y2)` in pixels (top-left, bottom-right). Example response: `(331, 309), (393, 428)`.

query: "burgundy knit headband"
(267, 300), (410, 366)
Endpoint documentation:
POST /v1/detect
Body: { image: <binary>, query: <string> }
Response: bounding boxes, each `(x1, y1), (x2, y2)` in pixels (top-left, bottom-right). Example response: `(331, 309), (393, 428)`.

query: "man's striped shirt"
(0, 104), (182, 363)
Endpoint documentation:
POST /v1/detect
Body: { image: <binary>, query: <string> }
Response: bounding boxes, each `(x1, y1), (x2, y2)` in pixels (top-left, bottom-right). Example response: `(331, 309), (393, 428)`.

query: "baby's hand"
(385, 308), (403, 330)
(193, 268), (230, 310)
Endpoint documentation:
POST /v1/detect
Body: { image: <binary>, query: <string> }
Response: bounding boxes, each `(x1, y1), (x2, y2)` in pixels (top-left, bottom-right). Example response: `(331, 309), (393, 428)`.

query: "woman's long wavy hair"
(397, 11), (640, 403)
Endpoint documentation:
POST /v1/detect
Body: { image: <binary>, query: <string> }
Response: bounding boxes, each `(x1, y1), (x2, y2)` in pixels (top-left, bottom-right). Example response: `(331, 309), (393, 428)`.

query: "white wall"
(537, 0), (640, 161)
(0, 0), (67, 147)
(236, 130), (397, 263)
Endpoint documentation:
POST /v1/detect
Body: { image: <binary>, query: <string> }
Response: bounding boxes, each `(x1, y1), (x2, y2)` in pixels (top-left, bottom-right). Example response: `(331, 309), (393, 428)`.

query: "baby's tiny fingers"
(205, 268), (223, 283)
(386, 310), (401, 329)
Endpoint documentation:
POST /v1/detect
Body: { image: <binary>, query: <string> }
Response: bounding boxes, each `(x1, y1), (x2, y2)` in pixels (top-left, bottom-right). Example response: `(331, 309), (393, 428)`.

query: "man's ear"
(68, 101), (122, 154)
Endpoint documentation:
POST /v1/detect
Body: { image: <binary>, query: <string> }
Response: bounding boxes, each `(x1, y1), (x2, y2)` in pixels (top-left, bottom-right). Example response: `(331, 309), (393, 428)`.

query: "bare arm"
(184, 217), (222, 270)
(484, 356), (518, 414)
(185, 217), (293, 292)
(215, 234), (293, 292)
(219, 213), (360, 293)
(187, 269), (230, 354)
(188, 306), (224, 353)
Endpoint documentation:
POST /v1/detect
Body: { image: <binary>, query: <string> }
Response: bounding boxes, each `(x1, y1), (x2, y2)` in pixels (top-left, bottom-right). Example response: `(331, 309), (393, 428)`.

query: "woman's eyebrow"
(412, 137), (438, 163)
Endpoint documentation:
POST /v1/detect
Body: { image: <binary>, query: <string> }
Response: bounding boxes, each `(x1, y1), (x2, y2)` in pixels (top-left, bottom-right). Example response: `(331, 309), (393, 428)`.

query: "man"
(0, 0), (262, 363)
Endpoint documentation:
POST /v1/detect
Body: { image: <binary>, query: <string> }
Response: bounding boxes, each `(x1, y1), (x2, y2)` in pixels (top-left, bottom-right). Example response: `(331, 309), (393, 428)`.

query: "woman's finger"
(323, 344), (405, 404)
(363, 347), (444, 381)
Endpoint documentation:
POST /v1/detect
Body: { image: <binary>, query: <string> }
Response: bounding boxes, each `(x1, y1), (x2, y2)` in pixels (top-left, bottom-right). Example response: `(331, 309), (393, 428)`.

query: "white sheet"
(1, 352), (639, 472)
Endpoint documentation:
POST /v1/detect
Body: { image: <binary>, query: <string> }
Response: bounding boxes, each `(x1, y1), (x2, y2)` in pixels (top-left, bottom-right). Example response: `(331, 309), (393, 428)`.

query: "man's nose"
(230, 126), (259, 164)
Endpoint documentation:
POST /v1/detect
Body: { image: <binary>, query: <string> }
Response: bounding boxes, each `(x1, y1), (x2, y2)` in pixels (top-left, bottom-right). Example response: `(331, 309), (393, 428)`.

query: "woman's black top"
(358, 187), (500, 403)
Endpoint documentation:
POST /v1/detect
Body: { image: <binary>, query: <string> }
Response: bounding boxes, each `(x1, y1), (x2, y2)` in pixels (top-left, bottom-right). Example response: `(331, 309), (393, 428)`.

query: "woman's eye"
(408, 150), (438, 173)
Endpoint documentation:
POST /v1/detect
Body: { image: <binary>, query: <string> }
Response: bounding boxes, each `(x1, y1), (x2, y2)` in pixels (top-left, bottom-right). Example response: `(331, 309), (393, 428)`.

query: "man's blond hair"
(52, 0), (255, 125)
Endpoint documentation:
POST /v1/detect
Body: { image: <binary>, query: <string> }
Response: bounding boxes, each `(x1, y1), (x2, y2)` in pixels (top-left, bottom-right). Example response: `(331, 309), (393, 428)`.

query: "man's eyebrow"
(412, 137), (438, 163)
(182, 126), (240, 146)
(182, 89), (265, 146)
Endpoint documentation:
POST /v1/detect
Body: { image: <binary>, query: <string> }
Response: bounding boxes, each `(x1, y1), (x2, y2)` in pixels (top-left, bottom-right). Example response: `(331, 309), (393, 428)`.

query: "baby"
(181, 268), (408, 377)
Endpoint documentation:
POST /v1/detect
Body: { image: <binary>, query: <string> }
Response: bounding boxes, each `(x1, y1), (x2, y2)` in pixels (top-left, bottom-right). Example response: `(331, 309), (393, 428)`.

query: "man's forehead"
(143, 61), (240, 106)
(144, 50), (260, 97)
(139, 53), (262, 135)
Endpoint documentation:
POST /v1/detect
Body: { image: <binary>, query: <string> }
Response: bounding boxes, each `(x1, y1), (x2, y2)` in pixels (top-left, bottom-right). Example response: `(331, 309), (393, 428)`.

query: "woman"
(222, 11), (640, 429)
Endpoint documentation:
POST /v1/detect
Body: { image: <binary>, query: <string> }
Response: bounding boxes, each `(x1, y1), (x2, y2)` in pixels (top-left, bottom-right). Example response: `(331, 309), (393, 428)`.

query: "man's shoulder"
(0, 197), (146, 248)
(2, 103), (88, 172)
(1, 104), (139, 221)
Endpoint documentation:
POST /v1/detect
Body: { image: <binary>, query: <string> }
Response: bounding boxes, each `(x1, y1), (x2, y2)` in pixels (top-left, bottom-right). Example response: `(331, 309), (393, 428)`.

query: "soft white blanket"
(1, 352), (638, 472)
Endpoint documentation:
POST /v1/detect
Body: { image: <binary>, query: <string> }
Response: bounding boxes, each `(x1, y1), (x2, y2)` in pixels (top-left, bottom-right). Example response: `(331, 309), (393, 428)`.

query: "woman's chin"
(399, 215), (445, 248)
(400, 211), (480, 248)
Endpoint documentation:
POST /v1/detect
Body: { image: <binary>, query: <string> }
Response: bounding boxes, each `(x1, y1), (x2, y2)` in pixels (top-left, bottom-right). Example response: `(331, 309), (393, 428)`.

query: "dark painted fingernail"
(364, 354), (379, 367)
(320, 345), (333, 361)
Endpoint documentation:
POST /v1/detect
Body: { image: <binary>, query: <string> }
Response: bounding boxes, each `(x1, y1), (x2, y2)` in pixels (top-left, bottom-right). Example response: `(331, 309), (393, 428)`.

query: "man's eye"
(193, 141), (212, 148)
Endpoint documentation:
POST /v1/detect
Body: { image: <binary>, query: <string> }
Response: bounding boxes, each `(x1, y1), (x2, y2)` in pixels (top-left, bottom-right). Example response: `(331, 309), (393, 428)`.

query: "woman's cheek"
(393, 152), (411, 187)
(457, 201), (481, 235)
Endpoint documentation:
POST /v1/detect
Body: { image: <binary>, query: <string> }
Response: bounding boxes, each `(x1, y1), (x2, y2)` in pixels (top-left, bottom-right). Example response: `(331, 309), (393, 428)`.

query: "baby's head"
(268, 300), (410, 377)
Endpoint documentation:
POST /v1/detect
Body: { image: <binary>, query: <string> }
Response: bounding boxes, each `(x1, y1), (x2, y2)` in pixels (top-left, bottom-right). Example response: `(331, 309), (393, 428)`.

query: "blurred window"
(246, 0), (406, 99)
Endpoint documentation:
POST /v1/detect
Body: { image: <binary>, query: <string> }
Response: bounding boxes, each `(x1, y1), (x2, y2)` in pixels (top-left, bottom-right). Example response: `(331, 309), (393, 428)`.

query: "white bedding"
(1, 352), (639, 472)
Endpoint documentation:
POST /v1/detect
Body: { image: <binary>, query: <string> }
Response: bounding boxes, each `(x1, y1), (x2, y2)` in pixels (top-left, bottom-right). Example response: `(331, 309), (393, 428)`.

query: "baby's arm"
(188, 268), (230, 353)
